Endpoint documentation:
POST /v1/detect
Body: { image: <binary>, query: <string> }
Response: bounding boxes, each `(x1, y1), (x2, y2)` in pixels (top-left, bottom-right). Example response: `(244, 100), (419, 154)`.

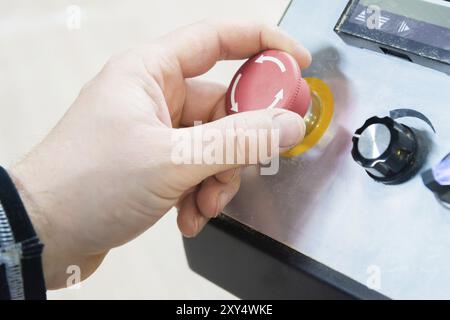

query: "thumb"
(171, 108), (306, 184)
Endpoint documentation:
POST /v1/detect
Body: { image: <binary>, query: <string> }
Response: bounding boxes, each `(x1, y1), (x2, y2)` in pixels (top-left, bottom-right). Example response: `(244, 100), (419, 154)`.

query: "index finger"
(156, 19), (312, 78)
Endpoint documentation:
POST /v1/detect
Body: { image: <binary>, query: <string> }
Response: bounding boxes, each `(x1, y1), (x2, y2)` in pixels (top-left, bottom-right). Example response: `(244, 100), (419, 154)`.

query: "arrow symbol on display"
(230, 73), (242, 113)
(355, 10), (390, 27)
(266, 89), (284, 109)
(255, 54), (287, 73)
(398, 21), (410, 33)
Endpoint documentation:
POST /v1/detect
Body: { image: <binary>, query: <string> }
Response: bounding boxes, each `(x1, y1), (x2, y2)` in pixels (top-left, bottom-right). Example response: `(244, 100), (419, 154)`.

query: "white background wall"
(0, 0), (289, 299)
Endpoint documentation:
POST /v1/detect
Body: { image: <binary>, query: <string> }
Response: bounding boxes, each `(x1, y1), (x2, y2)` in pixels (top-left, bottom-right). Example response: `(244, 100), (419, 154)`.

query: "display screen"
(350, 0), (450, 49)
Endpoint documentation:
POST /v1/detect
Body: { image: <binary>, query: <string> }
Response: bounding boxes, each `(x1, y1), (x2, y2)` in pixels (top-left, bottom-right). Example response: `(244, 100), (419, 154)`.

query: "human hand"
(9, 20), (310, 289)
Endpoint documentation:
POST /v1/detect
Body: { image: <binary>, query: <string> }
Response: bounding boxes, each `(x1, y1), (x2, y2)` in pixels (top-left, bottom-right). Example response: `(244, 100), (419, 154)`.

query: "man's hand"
(9, 20), (310, 289)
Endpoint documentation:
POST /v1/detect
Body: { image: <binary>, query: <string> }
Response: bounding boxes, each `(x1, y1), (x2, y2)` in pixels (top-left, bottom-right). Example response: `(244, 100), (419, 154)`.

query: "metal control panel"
(223, 0), (450, 299)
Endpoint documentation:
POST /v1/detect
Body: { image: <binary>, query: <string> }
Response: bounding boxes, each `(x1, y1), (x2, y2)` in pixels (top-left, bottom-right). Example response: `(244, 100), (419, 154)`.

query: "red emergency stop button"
(226, 49), (311, 117)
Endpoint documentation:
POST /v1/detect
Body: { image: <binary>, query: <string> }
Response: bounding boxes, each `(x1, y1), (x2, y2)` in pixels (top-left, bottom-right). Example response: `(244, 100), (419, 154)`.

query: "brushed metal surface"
(358, 123), (391, 159)
(224, 0), (450, 299)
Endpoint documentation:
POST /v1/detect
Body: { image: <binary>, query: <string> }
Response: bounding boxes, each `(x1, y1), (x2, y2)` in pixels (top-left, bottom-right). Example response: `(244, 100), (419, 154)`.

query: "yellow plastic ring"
(282, 77), (334, 157)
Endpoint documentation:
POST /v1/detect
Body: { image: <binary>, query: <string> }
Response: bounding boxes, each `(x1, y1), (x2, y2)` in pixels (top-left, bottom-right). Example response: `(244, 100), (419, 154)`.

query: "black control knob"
(351, 116), (419, 184)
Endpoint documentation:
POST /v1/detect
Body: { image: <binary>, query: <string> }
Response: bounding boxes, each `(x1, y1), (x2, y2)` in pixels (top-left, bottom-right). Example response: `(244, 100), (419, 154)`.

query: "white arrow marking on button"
(230, 73), (242, 113)
(266, 89), (284, 109)
(231, 74), (283, 112)
(255, 54), (286, 73)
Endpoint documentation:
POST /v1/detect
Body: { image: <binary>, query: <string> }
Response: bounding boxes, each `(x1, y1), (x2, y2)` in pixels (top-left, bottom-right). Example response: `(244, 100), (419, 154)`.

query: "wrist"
(9, 159), (87, 290)
(9, 159), (107, 289)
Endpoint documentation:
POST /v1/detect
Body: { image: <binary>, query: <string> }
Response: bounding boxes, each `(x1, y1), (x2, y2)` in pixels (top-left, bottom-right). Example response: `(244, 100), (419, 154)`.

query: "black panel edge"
(184, 214), (390, 300)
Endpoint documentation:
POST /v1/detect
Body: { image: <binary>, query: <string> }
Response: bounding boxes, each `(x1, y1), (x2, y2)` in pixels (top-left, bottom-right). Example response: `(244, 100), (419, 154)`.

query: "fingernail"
(183, 218), (198, 238)
(216, 192), (229, 217)
(273, 111), (306, 149)
(187, 215), (207, 238)
(230, 168), (241, 182)
(217, 168), (240, 184)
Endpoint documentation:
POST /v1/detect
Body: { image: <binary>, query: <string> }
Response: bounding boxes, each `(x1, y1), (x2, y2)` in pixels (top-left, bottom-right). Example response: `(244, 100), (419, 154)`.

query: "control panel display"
(335, 0), (450, 73)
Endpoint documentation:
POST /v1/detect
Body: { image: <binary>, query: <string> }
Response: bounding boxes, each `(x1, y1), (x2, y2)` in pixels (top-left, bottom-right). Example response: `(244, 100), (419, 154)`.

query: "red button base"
(226, 49), (311, 117)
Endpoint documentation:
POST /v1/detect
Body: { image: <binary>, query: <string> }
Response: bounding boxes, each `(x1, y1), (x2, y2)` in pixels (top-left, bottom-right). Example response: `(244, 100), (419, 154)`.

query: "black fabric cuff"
(0, 166), (46, 300)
